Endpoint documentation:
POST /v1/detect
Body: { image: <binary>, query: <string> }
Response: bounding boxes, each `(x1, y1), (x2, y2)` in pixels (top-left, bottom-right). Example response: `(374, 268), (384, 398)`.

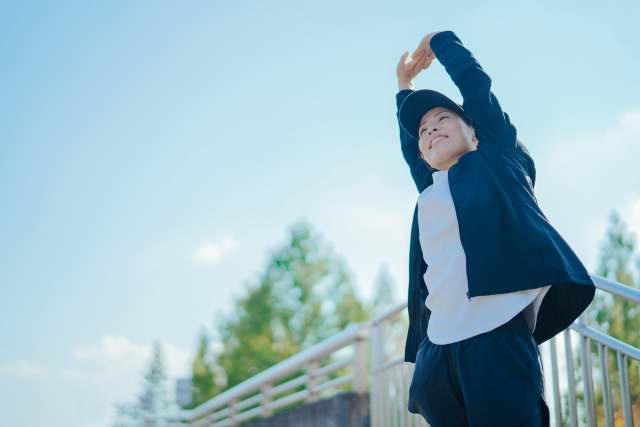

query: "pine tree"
(217, 221), (369, 390)
(372, 264), (398, 316)
(140, 342), (170, 425)
(371, 265), (406, 362)
(112, 341), (170, 427)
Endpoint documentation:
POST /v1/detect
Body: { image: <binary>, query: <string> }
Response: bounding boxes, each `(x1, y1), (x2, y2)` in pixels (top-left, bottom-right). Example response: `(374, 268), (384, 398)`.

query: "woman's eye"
(420, 128), (427, 135)
(439, 115), (449, 121)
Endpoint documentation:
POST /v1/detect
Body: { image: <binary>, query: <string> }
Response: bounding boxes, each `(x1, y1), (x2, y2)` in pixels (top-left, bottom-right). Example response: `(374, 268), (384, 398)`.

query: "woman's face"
(418, 107), (478, 170)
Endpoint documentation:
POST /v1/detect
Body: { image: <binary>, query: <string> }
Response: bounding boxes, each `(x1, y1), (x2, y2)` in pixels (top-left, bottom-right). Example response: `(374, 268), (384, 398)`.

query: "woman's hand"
(396, 49), (432, 91)
(412, 31), (441, 60)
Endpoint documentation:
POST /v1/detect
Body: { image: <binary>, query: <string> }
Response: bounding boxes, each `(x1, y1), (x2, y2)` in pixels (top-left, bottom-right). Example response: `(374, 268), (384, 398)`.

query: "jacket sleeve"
(430, 32), (524, 154)
(404, 204), (431, 363)
(397, 90), (433, 192)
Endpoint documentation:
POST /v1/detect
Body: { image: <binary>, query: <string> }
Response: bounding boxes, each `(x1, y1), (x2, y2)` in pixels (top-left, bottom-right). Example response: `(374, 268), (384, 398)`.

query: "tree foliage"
(371, 264), (407, 362)
(185, 332), (224, 409)
(115, 222), (385, 421)
(589, 211), (640, 424)
(113, 341), (170, 427)
(372, 264), (397, 316)
(216, 222), (370, 390)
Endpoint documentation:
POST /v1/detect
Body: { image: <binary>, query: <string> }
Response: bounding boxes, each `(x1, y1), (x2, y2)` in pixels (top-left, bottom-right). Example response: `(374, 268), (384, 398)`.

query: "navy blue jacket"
(400, 31), (595, 363)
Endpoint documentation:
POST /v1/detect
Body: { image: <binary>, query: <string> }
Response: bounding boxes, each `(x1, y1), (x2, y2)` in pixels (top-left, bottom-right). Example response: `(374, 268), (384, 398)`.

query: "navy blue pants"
(408, 313), (550, 427)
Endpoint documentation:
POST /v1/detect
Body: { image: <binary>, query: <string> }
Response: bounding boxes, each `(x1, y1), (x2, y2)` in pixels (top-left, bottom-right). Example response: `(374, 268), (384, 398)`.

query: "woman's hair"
(460, 113), (473, 127)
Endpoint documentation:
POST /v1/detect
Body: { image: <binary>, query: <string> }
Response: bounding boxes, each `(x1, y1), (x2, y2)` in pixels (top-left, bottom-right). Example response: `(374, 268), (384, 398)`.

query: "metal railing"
(370, 303), (426, 427)
(370, 274), (639, 427)
(163, 274), (639, 426)
(159, 323), (369, 426)
(544, 275), (640, 427)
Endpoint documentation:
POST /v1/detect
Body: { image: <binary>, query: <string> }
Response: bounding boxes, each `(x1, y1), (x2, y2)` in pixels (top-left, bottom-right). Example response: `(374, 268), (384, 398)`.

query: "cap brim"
(399, 90), (466, 140)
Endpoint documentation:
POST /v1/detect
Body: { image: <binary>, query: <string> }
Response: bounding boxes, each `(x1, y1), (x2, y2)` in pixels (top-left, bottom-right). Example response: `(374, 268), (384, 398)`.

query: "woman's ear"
(470, 127), (478, 144)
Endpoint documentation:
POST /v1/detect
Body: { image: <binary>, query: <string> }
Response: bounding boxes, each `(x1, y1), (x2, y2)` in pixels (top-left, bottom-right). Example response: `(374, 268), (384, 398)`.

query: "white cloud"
(535, 108), (640, 271)
(193, 236), (238, 263)
(163, 342), (191, 379)
(1, 337), (191, 427)
(82, 412), (115, 427)
(72, 335), (190, 378)
(0, 361), (85, 381)
(621, 195), (640, 237)
(0, 361), (45, 377)
(72, 336), (150, 371)
(70, 337), (190, 426)
(1, 336), (190, 383)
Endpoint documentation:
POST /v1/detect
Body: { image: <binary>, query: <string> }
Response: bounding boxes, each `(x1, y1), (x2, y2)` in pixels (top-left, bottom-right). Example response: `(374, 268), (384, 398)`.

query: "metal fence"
(370, 275), (640, 427)
(545, 276), (640, 427)
(157, 324), (369, 426)
(162, 274), (639, 427)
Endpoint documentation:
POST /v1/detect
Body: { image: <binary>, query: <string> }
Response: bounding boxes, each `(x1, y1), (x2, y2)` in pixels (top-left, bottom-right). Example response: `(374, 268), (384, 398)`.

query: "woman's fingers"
(398, 49), (431, 80)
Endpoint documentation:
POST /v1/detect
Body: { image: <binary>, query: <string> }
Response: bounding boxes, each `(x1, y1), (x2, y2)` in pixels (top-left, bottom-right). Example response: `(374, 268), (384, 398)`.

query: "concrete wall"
(243, 391), (370, 427)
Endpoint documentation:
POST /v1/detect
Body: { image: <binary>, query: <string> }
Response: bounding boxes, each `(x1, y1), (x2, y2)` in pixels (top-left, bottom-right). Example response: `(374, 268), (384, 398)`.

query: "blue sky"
(1, 1), (639, 425)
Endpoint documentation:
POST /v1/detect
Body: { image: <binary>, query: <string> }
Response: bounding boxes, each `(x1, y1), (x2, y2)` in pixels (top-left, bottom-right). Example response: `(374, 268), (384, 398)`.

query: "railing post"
(354, 331), (368, 393)
(370, 320), (385, 427)
(261, 383), (273, 417)
(370, 321), (380, 427)
(617, 352), (634, 427)
(578, 313), (596, 427)
(155, 277), (640, 427)
(306, 360), (319, 403)
(549, 337), (563, 427)
(230, 398), (239, 426)
(564, 330), (578, 427)
(598, 343), (614, 427)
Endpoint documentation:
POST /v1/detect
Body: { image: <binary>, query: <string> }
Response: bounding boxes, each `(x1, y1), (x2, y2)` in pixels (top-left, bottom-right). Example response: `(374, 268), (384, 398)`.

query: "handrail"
(591, 274), (640, 303)
(370, 273), (640, 331)
(370, 302), (407, 326)
(160, 274), (639, 427)
(370, 274), (640, 427)
(162, 322), (369, 423)
(569, 322), (640, 360)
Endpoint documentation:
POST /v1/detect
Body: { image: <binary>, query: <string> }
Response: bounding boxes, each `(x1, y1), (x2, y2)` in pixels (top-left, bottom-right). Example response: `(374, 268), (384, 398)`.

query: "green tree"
(140, 342), (170, 424)
(217, 266), (280, 388)
(185, 332), (224, 409)
(217, 221), (369, 390)
(589, 211), (640, 424)
(113, 341), (170, 427)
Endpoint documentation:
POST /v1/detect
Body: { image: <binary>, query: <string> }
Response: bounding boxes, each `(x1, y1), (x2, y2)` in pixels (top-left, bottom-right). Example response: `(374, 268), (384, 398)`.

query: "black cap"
(399, 90), (467, 140)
